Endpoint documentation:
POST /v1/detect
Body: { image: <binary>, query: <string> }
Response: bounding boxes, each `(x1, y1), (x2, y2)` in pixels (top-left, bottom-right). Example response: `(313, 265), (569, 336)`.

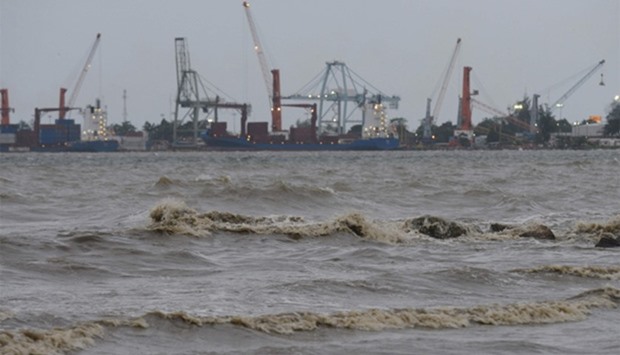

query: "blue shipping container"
(0, 124), (19, 133)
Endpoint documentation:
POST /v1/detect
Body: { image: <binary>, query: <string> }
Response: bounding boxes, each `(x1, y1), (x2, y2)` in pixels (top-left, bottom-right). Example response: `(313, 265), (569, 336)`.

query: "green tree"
(434, 121), (456, 143)
(514, 96), (531, 125)
(536, 107), (557, 144)
(143, 118), (174, 142)
(556, 119), (572, 133)
(110, 121), (137, 136)
(486, 125), (500, 143)
(474, 118), (498, 142)
(604, 102), (620, 137)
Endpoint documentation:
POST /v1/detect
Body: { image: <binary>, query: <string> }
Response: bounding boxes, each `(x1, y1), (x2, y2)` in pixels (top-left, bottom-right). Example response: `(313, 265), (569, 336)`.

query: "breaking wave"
(0, 310), (14, 323)
(3, 287), (617, 353)
(147, 199), (408, 243)
(146, 286), (619, 334)
(0, 323), (104, 355)
(513, 265), (620, 280)
(575, 215), (620, 236)
(144, 200), (617, 246)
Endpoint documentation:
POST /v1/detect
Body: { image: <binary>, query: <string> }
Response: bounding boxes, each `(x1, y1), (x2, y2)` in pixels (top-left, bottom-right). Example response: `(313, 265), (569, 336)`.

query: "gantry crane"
(59, 33), (101, 119)
(423, 38), (462, 141)
(284, 61), (400, 136)
(242, 1), (282, 132)
(173, 37), (250, 146)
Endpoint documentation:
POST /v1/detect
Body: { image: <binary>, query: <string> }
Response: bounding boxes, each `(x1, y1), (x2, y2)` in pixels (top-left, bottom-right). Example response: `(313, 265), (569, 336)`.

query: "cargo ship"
(200, 102), (400, 151)
(201, 131), (399, 151)
(0, 100), (119, 153)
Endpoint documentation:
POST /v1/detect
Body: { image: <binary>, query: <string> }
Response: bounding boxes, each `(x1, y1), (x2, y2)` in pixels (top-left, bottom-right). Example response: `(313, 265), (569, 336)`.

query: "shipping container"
(210, 122), (227, 136)
(0, 124), (19, 134)
(40, 125), (61, 145)
(247, 122), (269, 136)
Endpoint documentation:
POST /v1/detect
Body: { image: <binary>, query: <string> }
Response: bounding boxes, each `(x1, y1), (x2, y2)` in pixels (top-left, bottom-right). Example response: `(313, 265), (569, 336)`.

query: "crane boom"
(242, 1), (282, 131)
(550, 59), (605, 111)
(432, 38), (461, 119)
(242, 2), (272, 99)
(67, 33), (102, 111)
(471, 98), (532, 131)
(59, 33), (101, 119)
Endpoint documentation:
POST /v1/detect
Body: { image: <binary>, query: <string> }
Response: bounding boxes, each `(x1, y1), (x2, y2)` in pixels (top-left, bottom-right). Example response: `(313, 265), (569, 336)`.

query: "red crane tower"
(1, 89), (14, 125)
(460, 66), (473, 131)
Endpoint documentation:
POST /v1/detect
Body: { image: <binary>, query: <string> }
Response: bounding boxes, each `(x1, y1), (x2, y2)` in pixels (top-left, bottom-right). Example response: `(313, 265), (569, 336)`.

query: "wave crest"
(0, 310), (14, 323)
(146, 200), (407, 243)
(142, 286), (619, 334)
(575, 215), (620, 235)
(154, 176), (176, 187)
(148, 200), (210, 237)
(514, 265), (620, 280)
(0, 323), (104, 355)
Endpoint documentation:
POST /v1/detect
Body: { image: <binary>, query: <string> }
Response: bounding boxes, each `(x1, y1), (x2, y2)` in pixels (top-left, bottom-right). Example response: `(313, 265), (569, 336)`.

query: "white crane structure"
(242, 1), (282, 132)
(60, 33), (101, 119)
(423, 38), (461, 142)
(548, 59), (605, 112)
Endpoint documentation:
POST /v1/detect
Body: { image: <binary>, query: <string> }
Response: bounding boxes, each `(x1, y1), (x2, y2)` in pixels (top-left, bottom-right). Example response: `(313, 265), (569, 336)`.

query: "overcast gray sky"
(1, 0), (618, 131)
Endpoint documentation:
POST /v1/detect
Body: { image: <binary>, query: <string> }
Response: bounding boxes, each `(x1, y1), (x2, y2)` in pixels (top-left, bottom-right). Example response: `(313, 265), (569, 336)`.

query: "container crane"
(242, 1), (282, 131)
(283, 61), (400, 136)
(173, 37), (251, 146)
(59, 33), (102, 119)
(549, 59), (605, 112)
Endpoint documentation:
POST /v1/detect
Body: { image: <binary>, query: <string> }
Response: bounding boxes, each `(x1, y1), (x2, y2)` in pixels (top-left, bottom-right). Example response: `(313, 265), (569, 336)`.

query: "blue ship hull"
(26, 140), (119, 152)
(69, 140), (119, 152)
(202, 135), (400, 151)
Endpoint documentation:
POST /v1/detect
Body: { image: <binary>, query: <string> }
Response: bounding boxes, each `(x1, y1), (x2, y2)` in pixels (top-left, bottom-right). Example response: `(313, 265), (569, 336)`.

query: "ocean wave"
(0, 310), (14, 323)
(0, 191), (26, 203)
(3, 287), (617, 353)
(40, 257), (116, 276)
(146, 200), (408, 243)
(194, 174), (231, 184)
(275, 278), (396, 295)
(558, 215), (620, 244)
(513, 265), (620, 280)
(57, 231), (113, 245)
(154, 176), (176, 187)
(219, 179), (336, 201)
(0, 322), (104, 355)
(145, 201), (617, 247)
(575, 215), (620, 236)
(139, 286), (620, 335)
